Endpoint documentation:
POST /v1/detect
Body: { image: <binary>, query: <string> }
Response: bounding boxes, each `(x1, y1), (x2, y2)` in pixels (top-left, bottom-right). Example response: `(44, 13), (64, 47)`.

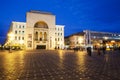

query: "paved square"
(0, 50), (120, 80)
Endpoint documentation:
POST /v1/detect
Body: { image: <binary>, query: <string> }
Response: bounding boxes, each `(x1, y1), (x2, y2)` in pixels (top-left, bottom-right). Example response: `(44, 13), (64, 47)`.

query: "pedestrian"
(97, 48), (101, 55)
(87, 47), (92, 56)
(74, 47), (78, 52)
(9, 47), (12, 53)
(102, 46), (106, 54)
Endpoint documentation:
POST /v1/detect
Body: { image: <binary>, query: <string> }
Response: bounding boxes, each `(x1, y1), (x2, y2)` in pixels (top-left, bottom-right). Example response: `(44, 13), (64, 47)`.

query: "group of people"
(87, 46), (106, 56)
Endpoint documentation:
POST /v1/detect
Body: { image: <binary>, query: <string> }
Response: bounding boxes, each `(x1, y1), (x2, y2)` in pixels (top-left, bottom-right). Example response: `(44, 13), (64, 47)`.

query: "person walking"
(102, 46), (106, 54)
(97, 47), (101, 55)
(87, 47), (92, 56)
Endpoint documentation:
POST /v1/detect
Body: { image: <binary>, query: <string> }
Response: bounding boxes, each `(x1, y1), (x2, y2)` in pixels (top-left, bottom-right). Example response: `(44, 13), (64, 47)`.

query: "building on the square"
(84, 30), (120, 49)
(65, 30), (120, 50)
(65, 32), (85, 49)
(55, 25), (64, 49)
(5, 10), (64, 50)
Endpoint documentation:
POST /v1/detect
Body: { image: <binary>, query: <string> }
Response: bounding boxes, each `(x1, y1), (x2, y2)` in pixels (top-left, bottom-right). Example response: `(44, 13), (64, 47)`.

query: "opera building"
(5, 10), (64, 50)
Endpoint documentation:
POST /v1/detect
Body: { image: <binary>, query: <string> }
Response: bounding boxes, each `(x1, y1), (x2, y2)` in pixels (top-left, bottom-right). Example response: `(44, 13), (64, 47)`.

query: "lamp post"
(8, 32), (14, 53)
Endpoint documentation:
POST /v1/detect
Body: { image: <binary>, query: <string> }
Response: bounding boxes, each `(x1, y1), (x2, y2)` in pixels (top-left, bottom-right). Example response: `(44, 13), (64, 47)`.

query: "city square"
(0, 50), (120, 80)
(0, 0), (120, 80)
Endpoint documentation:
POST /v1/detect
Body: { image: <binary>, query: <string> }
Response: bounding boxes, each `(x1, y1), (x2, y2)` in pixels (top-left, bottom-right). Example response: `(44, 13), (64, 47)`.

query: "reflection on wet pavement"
(0, 50), (120, 80)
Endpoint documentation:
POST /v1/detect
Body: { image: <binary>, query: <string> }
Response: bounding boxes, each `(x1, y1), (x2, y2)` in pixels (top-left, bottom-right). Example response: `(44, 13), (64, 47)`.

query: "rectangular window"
(15, 36), (17, 40)
(19, 36), (21, 40)
(55, 38), (57, 41)
(22, 37), (24, 40)
(16, 25), (18, 28)
(61, 33), (62, 36)
(15, 30), (17, 34)
(19, 31), (21, 34)
(28, 41), (32, 47)
(22, 31), (24, 34)
(19, 25), (21, 28)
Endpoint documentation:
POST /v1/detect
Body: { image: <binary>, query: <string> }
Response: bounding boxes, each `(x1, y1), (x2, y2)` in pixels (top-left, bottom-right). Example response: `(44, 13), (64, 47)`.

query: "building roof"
(65, 32), (84, 38)
(73, 32), (85, 36)
(29, 10), (53, 15)
(12, 21), (26, 24)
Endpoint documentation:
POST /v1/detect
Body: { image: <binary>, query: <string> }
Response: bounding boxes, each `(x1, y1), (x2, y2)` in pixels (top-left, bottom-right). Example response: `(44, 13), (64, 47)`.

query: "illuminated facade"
(65, 32), (85, 49)
(6, 11), (64, 50)
(84, 30), (120, 49)
(5, 22), (26, 49)
(55, 25), (64, 49)
(65, 30), (120, 49)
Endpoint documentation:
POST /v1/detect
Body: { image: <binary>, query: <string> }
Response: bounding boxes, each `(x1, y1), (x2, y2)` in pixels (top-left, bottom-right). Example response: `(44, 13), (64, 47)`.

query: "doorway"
(36, 45), (46, 49)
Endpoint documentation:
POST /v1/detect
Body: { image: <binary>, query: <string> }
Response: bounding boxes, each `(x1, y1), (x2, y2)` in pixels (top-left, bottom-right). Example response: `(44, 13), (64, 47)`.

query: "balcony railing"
(35, 39), (48, 43)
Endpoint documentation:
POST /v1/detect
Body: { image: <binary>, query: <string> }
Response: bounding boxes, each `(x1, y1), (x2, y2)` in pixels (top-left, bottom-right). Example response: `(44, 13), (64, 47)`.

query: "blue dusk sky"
(0, 0), (120, 44)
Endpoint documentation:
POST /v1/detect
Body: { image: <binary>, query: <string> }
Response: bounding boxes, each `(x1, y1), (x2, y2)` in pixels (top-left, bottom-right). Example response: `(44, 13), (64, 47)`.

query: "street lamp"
(20, 40), (24, 50)
(8, 32), (14, 52)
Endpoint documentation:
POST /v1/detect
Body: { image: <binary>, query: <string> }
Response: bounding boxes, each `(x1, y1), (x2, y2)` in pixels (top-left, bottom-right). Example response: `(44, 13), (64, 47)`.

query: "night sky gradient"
(0, 0), (120, 44)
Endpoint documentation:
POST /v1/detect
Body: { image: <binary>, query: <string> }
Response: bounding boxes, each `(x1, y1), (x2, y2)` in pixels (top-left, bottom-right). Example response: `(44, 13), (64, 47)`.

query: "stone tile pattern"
(0, 50), (120, 80)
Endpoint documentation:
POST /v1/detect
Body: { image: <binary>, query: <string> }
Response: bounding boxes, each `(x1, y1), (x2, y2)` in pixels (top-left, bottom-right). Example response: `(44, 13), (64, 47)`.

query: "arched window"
(44, 32), (47, 41)
(40, 32), (42, 41)
(35, 32), (38, 41)
(34, 21), (48, 28)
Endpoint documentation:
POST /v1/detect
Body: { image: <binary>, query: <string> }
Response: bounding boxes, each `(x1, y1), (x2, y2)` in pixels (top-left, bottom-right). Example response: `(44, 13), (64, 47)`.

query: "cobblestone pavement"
(0, 50), (120, 80)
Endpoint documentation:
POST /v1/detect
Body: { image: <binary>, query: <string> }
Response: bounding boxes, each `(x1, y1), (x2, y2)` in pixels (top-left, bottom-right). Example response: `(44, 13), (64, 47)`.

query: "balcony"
(34, 39), (47, 43)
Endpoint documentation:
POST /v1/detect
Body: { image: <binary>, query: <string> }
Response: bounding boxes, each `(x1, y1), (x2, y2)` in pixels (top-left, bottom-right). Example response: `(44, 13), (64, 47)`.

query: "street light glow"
(8, 32), (14, 41)
(104, 37), (108, 40)
(20, 40), (24, 44)
(78, 37), (84, 44)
